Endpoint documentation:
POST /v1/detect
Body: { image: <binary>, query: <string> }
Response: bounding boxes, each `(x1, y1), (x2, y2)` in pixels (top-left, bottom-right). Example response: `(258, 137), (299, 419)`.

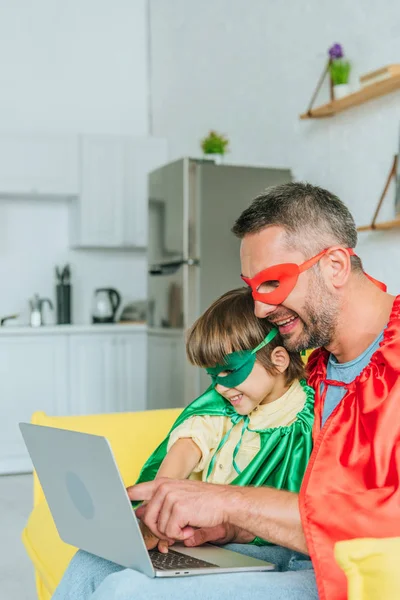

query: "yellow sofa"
(22, 408), (182, 600)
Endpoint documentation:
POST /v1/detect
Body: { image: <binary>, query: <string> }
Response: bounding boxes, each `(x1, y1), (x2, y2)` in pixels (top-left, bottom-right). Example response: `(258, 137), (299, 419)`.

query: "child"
(137, 287), (314, 551)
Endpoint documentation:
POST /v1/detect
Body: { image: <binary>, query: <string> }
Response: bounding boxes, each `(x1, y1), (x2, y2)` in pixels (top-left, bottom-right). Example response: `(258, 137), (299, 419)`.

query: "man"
(53, 183), (398, 600)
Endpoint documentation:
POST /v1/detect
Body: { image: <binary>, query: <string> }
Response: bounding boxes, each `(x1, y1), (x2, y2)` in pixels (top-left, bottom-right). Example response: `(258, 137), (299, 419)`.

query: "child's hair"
(186, 287), (305, 384)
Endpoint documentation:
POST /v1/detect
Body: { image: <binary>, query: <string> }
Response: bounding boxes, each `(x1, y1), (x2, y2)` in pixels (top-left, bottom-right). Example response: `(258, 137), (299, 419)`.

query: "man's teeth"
(276, 316), (297, 326)
(231, 394), (242, 401)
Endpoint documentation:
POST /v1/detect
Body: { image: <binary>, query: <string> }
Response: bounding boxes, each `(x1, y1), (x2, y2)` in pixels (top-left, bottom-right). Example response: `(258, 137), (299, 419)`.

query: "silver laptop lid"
(19, 422), (155, 576)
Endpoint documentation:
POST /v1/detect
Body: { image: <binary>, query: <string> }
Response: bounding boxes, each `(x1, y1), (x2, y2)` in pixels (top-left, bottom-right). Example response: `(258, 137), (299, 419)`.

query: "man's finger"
(180, 525), (196, 540)
(142, 482), (172, 539)
(157, 490), (176, 537)
(184, 525), (229, 547)
(127, 480), (160, 502)
(184, 528), (208, 547)
(135, 505), (146, 520)
(164, 503), (197, 541)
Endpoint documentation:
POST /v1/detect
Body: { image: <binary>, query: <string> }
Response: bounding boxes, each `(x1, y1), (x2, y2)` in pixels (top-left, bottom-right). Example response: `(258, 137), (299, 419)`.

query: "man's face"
(240, 226), (339, 351)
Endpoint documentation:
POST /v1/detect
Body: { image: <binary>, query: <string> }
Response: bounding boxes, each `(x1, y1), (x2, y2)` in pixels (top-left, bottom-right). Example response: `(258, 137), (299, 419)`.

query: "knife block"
(56, 284), (72, 325)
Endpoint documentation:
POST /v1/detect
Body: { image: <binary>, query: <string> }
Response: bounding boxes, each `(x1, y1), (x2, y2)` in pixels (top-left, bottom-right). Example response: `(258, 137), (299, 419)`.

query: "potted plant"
(200, 130), (229, 164)
(329, 43), (351, 99)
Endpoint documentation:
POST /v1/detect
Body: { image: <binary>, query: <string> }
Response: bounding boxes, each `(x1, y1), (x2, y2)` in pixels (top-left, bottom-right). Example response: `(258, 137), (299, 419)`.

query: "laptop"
(19, 423), (274, 577)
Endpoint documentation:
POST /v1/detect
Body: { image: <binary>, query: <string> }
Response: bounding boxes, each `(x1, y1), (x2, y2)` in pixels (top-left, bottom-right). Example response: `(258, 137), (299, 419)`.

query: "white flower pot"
(203, 154), (223, 165)
(333, 84), (350, 100)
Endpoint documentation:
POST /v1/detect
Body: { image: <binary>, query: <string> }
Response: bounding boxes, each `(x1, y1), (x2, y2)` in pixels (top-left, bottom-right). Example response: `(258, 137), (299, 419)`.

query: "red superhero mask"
(241, 248), (386, 306)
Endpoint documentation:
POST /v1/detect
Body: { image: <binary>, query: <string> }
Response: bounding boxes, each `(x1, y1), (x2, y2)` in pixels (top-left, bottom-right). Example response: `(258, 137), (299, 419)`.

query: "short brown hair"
(186, 287), (305, 384)
(232, 182), (362, 272)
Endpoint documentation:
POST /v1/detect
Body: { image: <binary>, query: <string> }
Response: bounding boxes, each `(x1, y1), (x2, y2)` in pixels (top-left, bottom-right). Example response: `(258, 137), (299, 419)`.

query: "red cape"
(300, 295), (400, 600)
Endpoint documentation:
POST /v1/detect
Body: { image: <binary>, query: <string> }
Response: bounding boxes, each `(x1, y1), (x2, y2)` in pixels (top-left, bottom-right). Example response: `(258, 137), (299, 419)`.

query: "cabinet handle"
(149, 259), (199, 276)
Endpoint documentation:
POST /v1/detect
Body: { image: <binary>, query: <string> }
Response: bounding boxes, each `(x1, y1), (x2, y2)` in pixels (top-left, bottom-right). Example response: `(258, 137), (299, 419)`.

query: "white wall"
(0, 0), (149, 324)
(149, 0), (400, 293)
(0, 198), (147, 324)
(0, 0), (148, 135)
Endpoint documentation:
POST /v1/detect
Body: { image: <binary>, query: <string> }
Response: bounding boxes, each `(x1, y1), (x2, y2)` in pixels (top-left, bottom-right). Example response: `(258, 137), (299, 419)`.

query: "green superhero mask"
(206, 328), (278, 388)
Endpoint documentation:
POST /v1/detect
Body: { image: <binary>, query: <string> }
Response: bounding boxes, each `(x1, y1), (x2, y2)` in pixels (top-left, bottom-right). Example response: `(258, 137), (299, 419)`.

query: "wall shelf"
(300, 73), (400, 119)
(357, 217), (400, 232)
(356, 155), (399, 233)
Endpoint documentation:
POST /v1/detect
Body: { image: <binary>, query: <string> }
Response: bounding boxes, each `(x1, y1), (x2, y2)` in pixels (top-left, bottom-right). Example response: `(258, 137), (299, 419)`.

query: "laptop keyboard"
(149, 548), (219, 571)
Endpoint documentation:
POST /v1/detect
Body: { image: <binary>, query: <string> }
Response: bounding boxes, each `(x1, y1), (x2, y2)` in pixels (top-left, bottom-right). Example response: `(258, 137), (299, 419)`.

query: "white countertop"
(148, 327), (184, 337)
(0, 323), (147, 335)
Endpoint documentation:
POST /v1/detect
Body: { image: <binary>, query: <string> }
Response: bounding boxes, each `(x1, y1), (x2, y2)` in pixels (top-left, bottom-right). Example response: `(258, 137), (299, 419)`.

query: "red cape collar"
(307, 295), (400, 384)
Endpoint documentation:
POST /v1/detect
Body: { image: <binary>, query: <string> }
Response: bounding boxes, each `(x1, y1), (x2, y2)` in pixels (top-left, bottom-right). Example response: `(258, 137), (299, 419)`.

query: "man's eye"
(257, 280), (280, 293)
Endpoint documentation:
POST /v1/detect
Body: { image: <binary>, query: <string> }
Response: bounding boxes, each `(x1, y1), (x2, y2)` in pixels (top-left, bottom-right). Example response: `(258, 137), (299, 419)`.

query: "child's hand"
(139, 521), (171, 553)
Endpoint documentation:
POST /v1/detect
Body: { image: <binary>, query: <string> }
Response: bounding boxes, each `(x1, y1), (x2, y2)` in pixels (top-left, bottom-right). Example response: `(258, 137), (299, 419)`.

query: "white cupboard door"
(71, 135), (167, 248)
(125, 138), (168, 247)
(0, 335), (69, 474)
(0, 134), (79, 197)
(69, 334), (114, 414)
(147, 332), (185, 410)
(75, 136), (125, 247)
(112, 332), (147, 412)
(68, 332), (146, 415)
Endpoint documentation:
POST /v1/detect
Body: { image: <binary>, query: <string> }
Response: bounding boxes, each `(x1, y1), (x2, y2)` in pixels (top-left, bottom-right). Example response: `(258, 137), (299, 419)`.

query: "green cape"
(136, 379), (314, 489)
(135, 379), (314, 545)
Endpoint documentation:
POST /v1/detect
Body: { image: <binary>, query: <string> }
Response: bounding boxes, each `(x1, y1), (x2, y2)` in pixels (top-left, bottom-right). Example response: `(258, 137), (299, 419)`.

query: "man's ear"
(322, 247), (353, 290)
(270, 346), (290, 373)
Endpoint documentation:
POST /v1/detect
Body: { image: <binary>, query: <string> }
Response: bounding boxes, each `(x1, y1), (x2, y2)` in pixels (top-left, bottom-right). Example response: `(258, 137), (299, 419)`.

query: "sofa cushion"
(335, 537), (400, 600)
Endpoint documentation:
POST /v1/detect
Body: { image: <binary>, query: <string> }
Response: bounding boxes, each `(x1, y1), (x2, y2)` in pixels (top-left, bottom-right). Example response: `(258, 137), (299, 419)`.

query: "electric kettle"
(91, 288), (121, 324)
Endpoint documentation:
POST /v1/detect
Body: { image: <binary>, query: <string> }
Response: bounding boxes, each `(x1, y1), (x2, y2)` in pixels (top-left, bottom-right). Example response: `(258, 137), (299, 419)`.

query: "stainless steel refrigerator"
(147, 158), (291, 409)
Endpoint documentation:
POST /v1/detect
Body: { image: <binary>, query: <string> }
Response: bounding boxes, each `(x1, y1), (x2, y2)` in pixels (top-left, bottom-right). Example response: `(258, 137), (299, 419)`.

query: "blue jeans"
(52, 544), (318, 599)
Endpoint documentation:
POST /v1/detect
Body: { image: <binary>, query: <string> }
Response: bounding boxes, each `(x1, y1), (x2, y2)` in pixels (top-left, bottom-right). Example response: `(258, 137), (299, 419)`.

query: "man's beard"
(280, 273), (339, 352)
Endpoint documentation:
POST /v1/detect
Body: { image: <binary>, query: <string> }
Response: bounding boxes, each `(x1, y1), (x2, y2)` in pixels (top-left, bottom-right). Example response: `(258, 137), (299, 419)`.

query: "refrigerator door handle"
(148, 258), (199, 275)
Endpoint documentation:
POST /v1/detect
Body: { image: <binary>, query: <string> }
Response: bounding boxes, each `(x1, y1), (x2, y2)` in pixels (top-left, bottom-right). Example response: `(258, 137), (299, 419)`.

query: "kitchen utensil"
(29, 294), (54, 327)
(92, 288), (121, 324)
(56, 284), (71, 325)
(0, 314), (19, 326)
(55, 264), (71, 285)
(119, 301), (147, 323)
(55, 264), (72, 324)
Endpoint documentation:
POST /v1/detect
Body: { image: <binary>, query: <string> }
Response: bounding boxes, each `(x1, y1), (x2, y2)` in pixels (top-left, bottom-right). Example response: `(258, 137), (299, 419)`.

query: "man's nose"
(254, 300), (277, 319)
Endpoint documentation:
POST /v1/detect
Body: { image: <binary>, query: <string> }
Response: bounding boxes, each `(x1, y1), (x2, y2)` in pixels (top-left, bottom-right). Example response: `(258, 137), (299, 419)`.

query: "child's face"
(215, 349), (289, 416)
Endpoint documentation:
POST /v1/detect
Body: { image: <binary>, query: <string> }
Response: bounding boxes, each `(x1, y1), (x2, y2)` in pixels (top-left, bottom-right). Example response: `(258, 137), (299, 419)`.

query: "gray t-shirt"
(321, 330), (384, 426)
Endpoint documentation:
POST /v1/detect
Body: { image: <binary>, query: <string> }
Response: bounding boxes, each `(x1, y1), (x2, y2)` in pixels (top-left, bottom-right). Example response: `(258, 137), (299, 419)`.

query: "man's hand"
(183, 524), (255, 547)
(129, 479), (308, 555)
(128, 478), (240, 542)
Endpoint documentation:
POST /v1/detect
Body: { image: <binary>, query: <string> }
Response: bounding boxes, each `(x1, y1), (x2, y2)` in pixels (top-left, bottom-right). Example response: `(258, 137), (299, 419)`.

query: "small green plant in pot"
(328, 43), (351, 99)
(201, 131), (229, 163)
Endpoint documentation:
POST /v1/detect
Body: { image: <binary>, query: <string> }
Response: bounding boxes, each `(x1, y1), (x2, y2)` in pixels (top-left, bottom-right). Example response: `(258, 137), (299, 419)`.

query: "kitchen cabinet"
(0, 335), (69, 474)
(0, 325), (146, 474)
(147, 330), (186, 410)
(70, 135), (168, 248)
(68, 331), (147, 415)
(0, 133), (167, 249)
(0, 134), (79, 197)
